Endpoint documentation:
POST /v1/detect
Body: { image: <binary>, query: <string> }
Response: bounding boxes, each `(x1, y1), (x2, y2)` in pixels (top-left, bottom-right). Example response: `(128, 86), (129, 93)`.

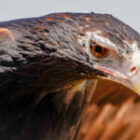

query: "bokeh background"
(0, 0), (140, 32)
(1, 1), (140, 139)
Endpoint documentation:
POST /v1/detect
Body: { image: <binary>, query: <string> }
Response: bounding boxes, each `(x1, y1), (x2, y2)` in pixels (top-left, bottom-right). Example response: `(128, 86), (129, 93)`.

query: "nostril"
(130, 66), (136, 72)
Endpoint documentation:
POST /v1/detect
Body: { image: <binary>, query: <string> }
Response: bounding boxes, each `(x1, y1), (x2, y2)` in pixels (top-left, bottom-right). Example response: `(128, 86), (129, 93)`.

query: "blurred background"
(1, 1), (140, 139)
(0, 0), (140, 32)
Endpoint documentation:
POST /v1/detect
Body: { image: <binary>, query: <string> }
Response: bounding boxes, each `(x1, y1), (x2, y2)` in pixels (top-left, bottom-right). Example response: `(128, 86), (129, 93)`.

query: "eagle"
(0, 12), (140, 140)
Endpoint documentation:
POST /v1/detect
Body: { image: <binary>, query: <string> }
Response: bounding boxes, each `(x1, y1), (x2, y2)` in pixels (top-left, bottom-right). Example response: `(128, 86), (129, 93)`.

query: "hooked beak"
(95, 65), (140, 95)
(129, 70), (140, 95)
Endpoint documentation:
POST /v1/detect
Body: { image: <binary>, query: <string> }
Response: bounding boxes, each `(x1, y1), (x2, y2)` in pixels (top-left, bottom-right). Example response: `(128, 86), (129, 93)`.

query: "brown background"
(78, 80), (140, 140)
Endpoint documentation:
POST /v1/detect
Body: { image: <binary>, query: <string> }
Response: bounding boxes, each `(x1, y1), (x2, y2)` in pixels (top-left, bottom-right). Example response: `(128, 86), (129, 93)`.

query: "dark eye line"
(90, 40), (113, 50)
(90, 41), (106, 49)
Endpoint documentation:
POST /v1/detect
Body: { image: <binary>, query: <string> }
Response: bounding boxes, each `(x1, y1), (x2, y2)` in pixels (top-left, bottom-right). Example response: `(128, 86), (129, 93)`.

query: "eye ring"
(90, 42), (109, 58)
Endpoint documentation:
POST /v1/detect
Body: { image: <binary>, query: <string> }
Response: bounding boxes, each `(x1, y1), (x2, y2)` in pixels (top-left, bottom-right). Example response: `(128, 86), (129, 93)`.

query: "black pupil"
(95, 46), (102, 53)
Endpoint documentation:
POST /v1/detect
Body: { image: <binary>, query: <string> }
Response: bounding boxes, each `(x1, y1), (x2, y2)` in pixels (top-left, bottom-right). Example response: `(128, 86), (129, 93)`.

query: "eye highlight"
(90, 42), (109, 58)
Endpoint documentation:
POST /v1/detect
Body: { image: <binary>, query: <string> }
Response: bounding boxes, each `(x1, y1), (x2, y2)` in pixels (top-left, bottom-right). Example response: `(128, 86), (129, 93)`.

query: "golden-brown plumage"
(0, 12), (140, 140)
(78, 80), (140, 140)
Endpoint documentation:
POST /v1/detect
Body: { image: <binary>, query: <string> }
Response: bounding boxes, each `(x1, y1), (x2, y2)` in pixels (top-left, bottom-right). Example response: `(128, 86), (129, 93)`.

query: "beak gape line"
(95, 65), (115, 76)
(96, 65), (140, 95)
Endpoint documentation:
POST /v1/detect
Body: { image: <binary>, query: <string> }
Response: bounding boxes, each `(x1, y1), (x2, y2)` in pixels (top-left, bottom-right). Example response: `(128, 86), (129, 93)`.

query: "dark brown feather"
(0, 13), (139, 140)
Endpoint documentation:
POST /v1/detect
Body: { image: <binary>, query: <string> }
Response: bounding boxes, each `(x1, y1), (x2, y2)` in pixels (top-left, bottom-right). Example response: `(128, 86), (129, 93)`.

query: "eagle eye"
(90, 42), (109, 58)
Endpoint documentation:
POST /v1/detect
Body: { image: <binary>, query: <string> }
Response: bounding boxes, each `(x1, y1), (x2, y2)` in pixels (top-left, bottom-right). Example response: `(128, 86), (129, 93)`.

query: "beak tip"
(131, 83), (140, 96)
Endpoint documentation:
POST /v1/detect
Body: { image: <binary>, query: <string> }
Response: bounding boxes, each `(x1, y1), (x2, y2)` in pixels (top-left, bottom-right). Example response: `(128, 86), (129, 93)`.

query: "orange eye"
(90, 42), (109, 58)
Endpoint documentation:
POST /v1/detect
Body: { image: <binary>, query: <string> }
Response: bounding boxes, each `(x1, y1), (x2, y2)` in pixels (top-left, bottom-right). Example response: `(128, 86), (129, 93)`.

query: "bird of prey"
(0, 12), (140, 140)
